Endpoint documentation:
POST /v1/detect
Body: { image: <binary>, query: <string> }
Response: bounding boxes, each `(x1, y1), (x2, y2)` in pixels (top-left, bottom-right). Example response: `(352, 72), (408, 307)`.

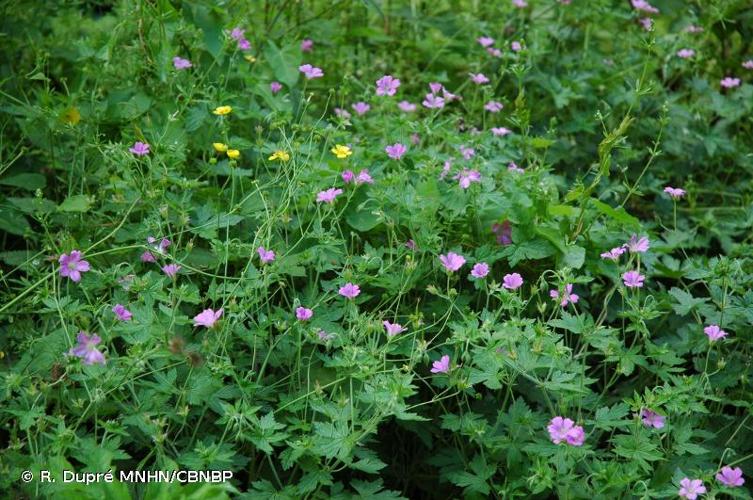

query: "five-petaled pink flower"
(229, 27), (245, 40)
(422, 93), (445, 109)
(112, 304), (133, 322)
(470, 262), (489, 279)
(68, 331), (106, 365)
(173, 57), (192, 70)
(503, 273), (524, 290)
(487, 47), (502, 57)
(299, 64), (323, 79)
(352, 101), (370, 115)
(193, 308), (223, 328)
(162, 263), (181, 278)
(631, 0), (659, 13)
(296, 306), (313, 321)
(270, 81), (282, 94)
(547, 416), (585, 446)
(512, 0), (528, 7)
(385, 143), (407, 160)
(455, 169), (481, 189)
(59, 250), (91, 282)
(300, 39), (314, 52)
(721, 77), (741, 89)
(492, 127), (512, 137)
(406, 239), (417, 250)
(459, 145), (475, 160)
(664, 186), (686, 199)
(398, 100), (416, 112)
(511, 41), (522, 52)
(600, 247), (626, 261)
(439, 252), (466, 272)
(383, 321), (406, 337)
(477, 36), (494, 47)
(430, 355), (451, 374)
(508, 162), (524, 174)
(622, 270), (645, 288)
(339, 282), (360, 299)
(743, 60), (753, 70)
(317, 188), (343, 204)
(470, 73), (490, 85)
(376, 75), (401, 96)
(640, 409), (665, 429)
(717, 466), (745, 487)
(704, 324), (728, 342)
(625, 234), (650, 253)
(334, 108), (351, 120)
(676, 49), (695, 59)
(485, 101), (503, 113)
(257, 246), (276, 264)
(678, 478), (706, 500)
(129, 141), (150, 156)
(550, 284), (579, 307)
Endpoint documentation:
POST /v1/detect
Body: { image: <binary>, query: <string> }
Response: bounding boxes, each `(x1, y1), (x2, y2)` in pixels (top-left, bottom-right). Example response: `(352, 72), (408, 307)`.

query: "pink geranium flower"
(477, 36), (494, 47)
(676, 49), (695, 59)
(550, 284), (579, 307)
(678, 478), (706, 500)
(334, 108), (351, 120)
(270, 81), (282, 94)
(59, 250), (91, 282)
(484, 101), (503, 113)
(716, 466), (745, 487)
(300, 39), (314, 52)
(600, 246), (626, 261)
(625, 234), (650, 253)
(511, 41), (522, 52)
(376, 75), (401, 96)
(173, 57), (192, 70)
(339, 282), (361, 299)
(355, 170), (373, 185)
(743, 60), (753, 70)
(508, 162), (524, 174)
(193, 308), (223, 328)
(704, 324), (728, 342)
(640, 409), (665, 429)
(664, 186), (686, 199)
(439, 252), (466, 272)
(470, 262), (489, 279)
(622, 270), (645, 288)
(161, 263), (181, 277)
(385, 143), (407, 160)
(129, 141), (150, 156)
(469, 73), (489, 85)
(632, 0), (659, 13)
(430, 355), (451, 374)
(257, 246), (276, 264)
(112, 304), (133, 322)
(503, 273), (524, 290)
(68, 331), (106, 365)
(547, 416), (585, 446)
(512, 0), (528, 7)
(405, 239), (417, 250)
(491, 127), (512, 137)
(487, 47), (502, 57)
(383, 321), (406, 337)
(296, 306), (313, 321)
(422, 93), (445, 109)
(352, 101), (370, 115)
(229, 27), (245, 40)
(299, 64), (323, 79)
(455, 169), (481, 189)
(398, 100), (416, 112)
(317, 188), (343, 204)
(721, 76), (741, 88)
(639, 17), (653, 31)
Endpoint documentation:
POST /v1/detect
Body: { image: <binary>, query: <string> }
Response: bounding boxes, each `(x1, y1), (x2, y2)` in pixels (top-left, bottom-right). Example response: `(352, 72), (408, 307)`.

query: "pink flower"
(439, 160), (452, 180)
(743, 60), (753, 70)
(342, 170), (355, 183)
(676, 49), (695, 59)
(685, 25), (704, 33)
(161, 263), (181, 277)
(296, 306), (313, 321)
(398, 100), (416, 112)
(352, 101), (370, 115)
(270, 81), (282, 94)
(318, 330), (335, 341)
(625, 234), (650, 253)
(547, 416), (585, 446)
(492, 127), (512, 137)
(721, 76), (741, 88)
(503, 273), (524, 290)
(300, 39), (314, 52)
(600, 246), (626, 261)
(638, 17), (653, 31)
(112, 304), (133, 322)
(640, 409), (665, 429)
(511, 41), (522, 52)
(68, 331), (105, 365)
(470, 262), (490, 279)
(237, 38), (251, 51)
(317, 188), (343, 204)
(383, 321), (406, 337)
(678, 478), (706, 500)
(355, 169), (373, 185)
(470, 73), (489, 85)
(484, 101), (503, 113)
(406, 239), (416, 250)
(455, 169), (481, 189)
(385, 143), (407, 160)
(459, 145), (475, 159)
(299, 64), (323, 79)
(148, 236), (171, 254)
(173, 57), (192, 70)
(193, 308), (223, 328)
(487, 47), (502, 57)
(129, 141), (150, 156)
(229, 27), (245, 40)
(716, 466), (745, 487)
(141, 251), (156, 263)
(257, 246), (276, 264)
(492, 221), (513, 245)
(422, 93), (445, 109)
(664, 186), (686, 199)
(59, 250), (91, 282)
(550, 284), (579, 307)
(376, 75), (401, 96)
(429, 82), (443, 94)
(334, 107), (351, 120)
(439, 252), (466, 272)
(704, 324), (728, 342)
(512, 0), (528, 7)
(631, 0), (659, 13)
(430, 354), (451, 374)
(622, 270), (645, 288)
(339, 282), (360, 299)
(508, 162), (524, 174)
(477, 36), (495, 47)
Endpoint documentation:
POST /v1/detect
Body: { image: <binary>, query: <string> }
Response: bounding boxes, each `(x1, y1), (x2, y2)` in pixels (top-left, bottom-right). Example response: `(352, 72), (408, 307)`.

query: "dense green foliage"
(1, 0), (753, 498)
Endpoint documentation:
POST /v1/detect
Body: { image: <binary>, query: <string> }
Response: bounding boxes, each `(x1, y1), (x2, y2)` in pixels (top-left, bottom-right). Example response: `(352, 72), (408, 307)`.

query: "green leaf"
(0, 207), (30, 235)
(263, 41), (301, 87)
(346, 209), (381, 232)
(58, 194), (93, 212)
(0, 173), (46, 190)
(590, 199), (640, 228)
(669, 287), (708, 316)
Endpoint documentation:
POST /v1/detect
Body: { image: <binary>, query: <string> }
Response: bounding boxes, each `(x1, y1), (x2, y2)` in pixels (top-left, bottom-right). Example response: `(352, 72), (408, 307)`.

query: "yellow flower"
(213, 142), (228, 153)
(244, 55), (256, 63)
(227, 149), (240, 159)
(268, 150), (290, 162)
(61, 107), (80, 125)
(213, 105), (232, 116)
(330, 144), (352, 159)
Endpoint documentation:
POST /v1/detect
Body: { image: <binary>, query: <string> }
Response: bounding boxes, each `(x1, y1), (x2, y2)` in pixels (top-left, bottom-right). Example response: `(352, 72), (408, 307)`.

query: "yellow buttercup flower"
(244, 55), (256, 63)
(62, 107), (80, 125)
(213, 105), (232, 116)
(268, 150), (290, 162)
(330, 144), (352, 159)
(227, 149), (240, 159)
(213, 142), (228, 153)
